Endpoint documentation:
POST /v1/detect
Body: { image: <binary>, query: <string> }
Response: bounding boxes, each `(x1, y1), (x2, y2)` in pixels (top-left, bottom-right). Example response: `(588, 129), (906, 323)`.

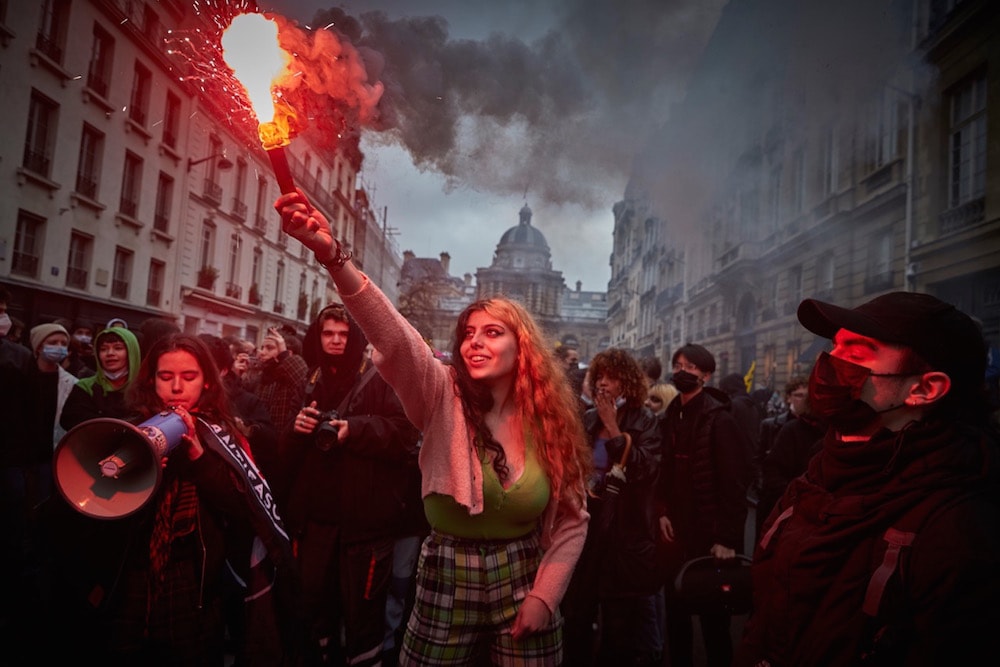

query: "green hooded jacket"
(59, 327), (143, 432)
(74, 326), (142, 396)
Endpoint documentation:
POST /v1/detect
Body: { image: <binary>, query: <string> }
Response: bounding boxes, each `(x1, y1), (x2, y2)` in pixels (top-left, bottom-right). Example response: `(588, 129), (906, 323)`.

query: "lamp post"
(186, 154), (234, 172)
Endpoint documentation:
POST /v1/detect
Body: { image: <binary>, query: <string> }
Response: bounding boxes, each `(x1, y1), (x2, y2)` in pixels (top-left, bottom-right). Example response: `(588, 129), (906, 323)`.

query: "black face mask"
(808, 352), (916, 434)
(670, 370), (701, 394)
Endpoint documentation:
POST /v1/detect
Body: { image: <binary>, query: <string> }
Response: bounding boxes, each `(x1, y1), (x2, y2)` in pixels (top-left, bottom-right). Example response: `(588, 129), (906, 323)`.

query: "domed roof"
(497, 204), (550, 251)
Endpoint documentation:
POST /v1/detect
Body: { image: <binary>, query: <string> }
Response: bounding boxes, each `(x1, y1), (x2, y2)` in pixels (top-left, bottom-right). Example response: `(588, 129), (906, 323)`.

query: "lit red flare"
(221, 13), (298, 192)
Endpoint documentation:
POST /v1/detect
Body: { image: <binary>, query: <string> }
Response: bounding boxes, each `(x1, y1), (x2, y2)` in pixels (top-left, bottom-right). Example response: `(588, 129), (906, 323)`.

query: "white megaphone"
(53, 410), (188, 519)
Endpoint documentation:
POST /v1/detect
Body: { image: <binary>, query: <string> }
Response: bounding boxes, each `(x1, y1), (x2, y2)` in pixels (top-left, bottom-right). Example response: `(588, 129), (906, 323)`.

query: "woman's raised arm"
(275, 189), (365, 295)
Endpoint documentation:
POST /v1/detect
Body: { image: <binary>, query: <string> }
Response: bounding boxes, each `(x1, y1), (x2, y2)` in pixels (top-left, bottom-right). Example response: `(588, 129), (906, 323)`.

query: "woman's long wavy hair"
(587, 348), (649, 409)
(450, 297), (591, 507)
(127, 333), (240, 437)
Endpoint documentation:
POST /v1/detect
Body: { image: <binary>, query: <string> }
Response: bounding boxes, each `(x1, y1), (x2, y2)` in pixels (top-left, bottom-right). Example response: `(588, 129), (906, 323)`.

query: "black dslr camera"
(313, 410), (341, 451)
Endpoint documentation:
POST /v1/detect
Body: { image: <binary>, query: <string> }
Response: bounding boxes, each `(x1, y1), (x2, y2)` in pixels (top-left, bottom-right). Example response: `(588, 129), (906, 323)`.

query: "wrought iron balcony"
(11, 252), (38, 277)
(202, 179), (223, 205)
(66, 267), (88, 289)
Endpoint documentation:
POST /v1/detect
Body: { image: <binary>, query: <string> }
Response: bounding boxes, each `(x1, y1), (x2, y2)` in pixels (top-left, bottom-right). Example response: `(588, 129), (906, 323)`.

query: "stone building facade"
(608, 0), (1000, 390)
(0, 0), (401, 343)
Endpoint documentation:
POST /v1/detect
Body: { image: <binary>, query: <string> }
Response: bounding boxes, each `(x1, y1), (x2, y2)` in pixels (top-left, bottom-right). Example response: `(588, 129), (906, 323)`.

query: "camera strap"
(335, 364), (378, 416)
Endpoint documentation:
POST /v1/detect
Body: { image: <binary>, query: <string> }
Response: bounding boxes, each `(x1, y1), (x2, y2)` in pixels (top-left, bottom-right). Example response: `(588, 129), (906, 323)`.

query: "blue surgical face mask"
(41, 344), (68, 364)
(0, 313), (11, 337)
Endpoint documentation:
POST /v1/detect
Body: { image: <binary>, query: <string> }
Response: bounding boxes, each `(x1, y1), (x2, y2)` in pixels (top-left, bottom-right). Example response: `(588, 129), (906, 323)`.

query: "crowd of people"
(2, 188), (999, 666)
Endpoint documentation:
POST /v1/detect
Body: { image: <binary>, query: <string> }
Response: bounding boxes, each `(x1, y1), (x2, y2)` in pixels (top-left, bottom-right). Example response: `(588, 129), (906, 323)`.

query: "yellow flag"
(744, 360), (756, 392)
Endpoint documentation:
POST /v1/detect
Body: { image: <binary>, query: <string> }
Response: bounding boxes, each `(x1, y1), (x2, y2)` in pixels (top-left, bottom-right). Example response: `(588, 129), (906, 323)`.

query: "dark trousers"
(298, 521), (394, 666)
(665, 608), (732, 667)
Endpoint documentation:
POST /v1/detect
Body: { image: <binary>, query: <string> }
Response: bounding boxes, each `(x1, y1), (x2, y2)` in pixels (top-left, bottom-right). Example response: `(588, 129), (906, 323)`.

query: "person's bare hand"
(511, 596), (551, 641)
(659, 515), (675, 543)
(294, 401), (319, 434)
(266, 327), (287, 354)
(710, 543), (736, 560)
(594, 389), (619, 433)
(275, 190), (335, 260)
(171, 406), (203, 461)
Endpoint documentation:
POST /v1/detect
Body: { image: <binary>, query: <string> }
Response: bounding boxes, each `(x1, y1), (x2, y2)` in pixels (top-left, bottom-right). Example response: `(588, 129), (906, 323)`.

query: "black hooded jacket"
(283, 306), (421, 540)
(657, 386), (753, 556)
(737, 420), (1000, 666)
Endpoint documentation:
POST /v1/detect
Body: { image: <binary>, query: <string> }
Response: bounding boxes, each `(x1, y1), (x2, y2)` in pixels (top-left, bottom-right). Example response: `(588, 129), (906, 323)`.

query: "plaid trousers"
(400, 529), (563, 666)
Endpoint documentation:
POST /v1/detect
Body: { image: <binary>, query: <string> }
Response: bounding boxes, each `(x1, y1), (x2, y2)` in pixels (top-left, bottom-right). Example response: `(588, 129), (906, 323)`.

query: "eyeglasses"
(647, 397), (664, 404)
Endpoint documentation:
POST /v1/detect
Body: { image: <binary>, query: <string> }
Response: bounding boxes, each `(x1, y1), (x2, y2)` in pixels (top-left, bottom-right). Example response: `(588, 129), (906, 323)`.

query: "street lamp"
(186, 153), (234, 172)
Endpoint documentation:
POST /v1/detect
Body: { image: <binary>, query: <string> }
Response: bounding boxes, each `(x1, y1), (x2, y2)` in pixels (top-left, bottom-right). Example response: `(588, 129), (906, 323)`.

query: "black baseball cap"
(797, 291), (986, 389)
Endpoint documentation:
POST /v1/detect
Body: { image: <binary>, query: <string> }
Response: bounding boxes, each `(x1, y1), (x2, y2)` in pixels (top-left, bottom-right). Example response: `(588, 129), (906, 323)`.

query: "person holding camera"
(285, 303), (421, 666)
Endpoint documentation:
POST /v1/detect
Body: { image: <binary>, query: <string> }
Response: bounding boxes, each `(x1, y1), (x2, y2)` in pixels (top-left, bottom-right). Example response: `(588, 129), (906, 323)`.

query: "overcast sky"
(254, 0), (727, 290)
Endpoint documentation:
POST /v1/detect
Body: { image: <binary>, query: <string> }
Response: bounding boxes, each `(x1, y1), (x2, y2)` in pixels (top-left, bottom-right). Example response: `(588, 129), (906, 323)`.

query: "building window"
(254, 176), (268, 231)
(791, 148), (805, 214)
(36, 0), (69, 63)
(163, 91), (180, 149)
(23, 90), (57, 177)
(12, 210), (44, 278)
(86, 23), (114, 99)
(76, 123), (103, 199)
(147, 259), (164, 306)
(297, 272), (308, 319)
(250, 247), (263, 304)
(200, 221), (216, 270)
(111, 247), (132, 299)
(865, 230), (893, 292)
(200, 136), (225, 203)
(154, 172), (173, 232)
(208, 137), (224, 184)
(142, 4), (161, 43)
(252, 247), (262, 284)
(274, 261), (285, 312)
(868, 88), (899, 170)
(817, 253), (835, 296)
(120, 151), (142, 218)
(768, 167), (782, 230)
(226, 233), (242, 299)
(821, 127), (838, 197)
(788, 265), (803, 307)
(232, 159), (248, 219)
(948, 72), (987, 208)
(129, 60), (151, 126)
(66, 232), (92, 289)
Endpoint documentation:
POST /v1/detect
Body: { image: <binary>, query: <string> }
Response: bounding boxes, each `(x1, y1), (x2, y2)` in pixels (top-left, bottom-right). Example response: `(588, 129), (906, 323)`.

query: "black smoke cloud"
(294, 0), (728, 209)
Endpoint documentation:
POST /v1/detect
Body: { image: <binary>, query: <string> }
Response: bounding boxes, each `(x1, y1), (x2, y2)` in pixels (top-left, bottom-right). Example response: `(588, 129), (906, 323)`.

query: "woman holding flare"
(276, 190), (591, 665)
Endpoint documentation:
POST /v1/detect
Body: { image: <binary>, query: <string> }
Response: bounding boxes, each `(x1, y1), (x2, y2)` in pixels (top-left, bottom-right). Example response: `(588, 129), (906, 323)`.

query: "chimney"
(440, 252), (451, 274)
(464, 273), (472, 286)
(403, 250), (415, 263)
(576, 280), (582, 292)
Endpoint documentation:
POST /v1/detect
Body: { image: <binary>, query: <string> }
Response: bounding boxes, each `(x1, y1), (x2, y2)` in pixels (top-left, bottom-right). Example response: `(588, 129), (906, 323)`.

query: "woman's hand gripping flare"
(276, 190), (337, 263)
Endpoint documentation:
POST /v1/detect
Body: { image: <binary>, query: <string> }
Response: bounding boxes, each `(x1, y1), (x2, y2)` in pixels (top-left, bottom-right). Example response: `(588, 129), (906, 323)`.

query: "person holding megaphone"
(48, 334), (298, 664)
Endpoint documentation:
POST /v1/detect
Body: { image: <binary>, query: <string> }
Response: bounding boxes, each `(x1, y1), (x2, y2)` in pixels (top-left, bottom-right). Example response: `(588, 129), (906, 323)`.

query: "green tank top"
(424, 438), (551, 540)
